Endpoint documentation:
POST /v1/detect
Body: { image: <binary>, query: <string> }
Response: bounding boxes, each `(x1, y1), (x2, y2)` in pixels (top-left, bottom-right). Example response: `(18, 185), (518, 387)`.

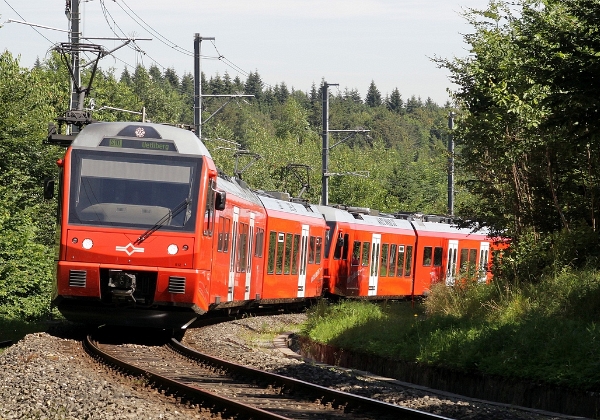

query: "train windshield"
(68, 149), (201, 232)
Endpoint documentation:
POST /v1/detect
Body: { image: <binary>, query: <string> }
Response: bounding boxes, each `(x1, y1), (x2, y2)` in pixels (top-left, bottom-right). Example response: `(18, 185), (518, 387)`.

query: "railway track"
(84, 329), (451, 420)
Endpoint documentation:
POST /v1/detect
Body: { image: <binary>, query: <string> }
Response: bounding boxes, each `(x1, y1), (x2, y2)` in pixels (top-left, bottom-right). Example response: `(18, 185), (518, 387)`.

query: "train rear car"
(52, 122), (225, 328)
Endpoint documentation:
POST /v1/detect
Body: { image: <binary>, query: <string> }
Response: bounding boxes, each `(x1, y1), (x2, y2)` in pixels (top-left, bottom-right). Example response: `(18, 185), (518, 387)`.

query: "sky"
(1, 0), (490, 105)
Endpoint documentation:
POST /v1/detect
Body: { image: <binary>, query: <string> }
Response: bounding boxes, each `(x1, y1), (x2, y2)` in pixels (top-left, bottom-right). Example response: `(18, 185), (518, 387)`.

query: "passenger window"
(404, 245), (413, 277)
(284, 233), (293, 274)
(315, 237), (322, 264)
(389, 244), (397, 273)
(267, 231), (277, 274)
(433, 247), (443, 266)
(351, 241), (361, 266)
(292, 234), (300, 275)
(397, 245), (405, 276)
(223, 218), (230, 253)
(254, 228), (264, 258)
(333, 233), (344, 260)
(342, 234), (349, 260)
(423, 246), (433, 266)
(460, 248), (469, 270)
(380, 243), (389, 277)
(361, 242), (370, 266)
(309, 236), (316, 264)
(276, 232), (284, 274)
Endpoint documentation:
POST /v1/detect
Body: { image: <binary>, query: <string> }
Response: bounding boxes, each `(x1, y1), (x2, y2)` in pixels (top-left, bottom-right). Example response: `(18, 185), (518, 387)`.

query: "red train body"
(52, 122), (499, 328)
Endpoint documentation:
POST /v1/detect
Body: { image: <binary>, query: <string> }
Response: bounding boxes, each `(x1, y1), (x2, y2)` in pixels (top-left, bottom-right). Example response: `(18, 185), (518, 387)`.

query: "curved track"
(84, 331), (452, 420)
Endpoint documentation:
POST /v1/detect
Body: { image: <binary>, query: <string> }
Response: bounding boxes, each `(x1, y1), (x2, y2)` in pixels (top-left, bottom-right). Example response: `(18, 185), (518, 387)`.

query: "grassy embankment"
(301, 268), (600, 391)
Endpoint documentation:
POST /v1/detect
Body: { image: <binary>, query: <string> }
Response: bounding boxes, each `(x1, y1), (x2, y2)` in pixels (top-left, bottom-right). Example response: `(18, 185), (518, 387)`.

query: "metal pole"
(321, 83), (329, 206)
(70, 0), (81, 133)
(194, 34), (214, 139)
(448, 112), (455, 216)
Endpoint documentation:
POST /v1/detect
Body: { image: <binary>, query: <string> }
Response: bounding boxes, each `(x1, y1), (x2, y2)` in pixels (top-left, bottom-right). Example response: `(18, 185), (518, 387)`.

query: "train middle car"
(51, 122), (497, 329)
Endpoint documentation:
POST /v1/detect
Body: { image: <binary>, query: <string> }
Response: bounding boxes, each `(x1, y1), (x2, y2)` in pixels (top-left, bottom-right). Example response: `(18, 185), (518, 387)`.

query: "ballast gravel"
(0, 315), (572, 420)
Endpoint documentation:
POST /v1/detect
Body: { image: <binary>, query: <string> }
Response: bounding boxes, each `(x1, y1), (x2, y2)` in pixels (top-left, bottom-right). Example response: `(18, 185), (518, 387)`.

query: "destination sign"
(100, 137), (178, 152)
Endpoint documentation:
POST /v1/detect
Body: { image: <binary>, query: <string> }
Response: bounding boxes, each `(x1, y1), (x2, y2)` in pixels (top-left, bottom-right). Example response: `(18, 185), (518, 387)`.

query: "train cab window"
(404, 245), (413, 277)
(433, 247), (443, 266)
(284, 233), (293, 274)
(315, 237), (322, 264)
(267, 231), (277, 274)
(309, 236), (316, 264)
(361, 242), (370, 266)
(380, 243), (389, 277)
(254, 228), (264, 258)
(276, 232), (285, 274)
(351, 241), (361, 266)
(292, 234), (300, 275)
(422, 246), (433, 266)
(396, 245), (405, 276)
(389, 244), (397, 273)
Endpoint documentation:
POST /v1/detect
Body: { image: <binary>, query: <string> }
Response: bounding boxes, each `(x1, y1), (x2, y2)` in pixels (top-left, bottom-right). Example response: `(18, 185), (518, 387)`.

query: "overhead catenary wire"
(2, 0), (54, 44)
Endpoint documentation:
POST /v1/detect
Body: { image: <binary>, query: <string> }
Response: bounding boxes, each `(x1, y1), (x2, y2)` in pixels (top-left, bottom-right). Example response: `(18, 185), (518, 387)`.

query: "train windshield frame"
(68, 148), (201, 232)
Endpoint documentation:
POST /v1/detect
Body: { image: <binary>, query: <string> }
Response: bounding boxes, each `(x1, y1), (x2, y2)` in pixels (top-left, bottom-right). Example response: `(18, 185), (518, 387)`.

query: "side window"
(217, 217), (225, 252)
(254, 228), (264, 258)
(203, 179), (215, 236)
(292, 234), (300, 275)
(351, 241), (361, 266)
(433, 247), (443, 266)
(333, 233), (344, 260)
(361, 242), (370, 266)
(237, 223), (248, 272)
(404, 245), (413, 277)
(380, 243), (389, 277)
(267, 231), (277, 274)
(389, 244), (397, 274)
(397, 245), (405, 277)
(276, 232), (284, 274)
(315, 237), (322, 264)
(223, 218), (230, 253)
(309, 236), (316, 264)
(460, 248), (469, 270)
(342, 234), (349, 260)
(284, 233), (293, 274)
(423, 247), (433, 266)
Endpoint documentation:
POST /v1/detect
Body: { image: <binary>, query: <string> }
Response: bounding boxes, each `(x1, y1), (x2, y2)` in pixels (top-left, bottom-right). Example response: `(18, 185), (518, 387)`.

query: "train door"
(297, 225), (309, 298)
(244, 213), (255, 300)
(446, 240), (458, 286)
(368, 234), (381, 296)
(227, 207), (239, 302)
(478, 242), (490, 283)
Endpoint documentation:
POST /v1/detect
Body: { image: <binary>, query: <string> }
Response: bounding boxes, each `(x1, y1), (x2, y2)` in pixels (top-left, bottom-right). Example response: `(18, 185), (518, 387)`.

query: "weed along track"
(85, 330), (450, 420)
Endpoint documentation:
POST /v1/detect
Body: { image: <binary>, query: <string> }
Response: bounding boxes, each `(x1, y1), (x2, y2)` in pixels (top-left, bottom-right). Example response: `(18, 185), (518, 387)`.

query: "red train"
(50, 122), (498, 328)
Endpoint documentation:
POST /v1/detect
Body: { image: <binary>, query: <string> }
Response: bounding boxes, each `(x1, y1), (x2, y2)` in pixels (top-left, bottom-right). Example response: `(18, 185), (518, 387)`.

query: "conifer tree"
(365, 80), (382, 107)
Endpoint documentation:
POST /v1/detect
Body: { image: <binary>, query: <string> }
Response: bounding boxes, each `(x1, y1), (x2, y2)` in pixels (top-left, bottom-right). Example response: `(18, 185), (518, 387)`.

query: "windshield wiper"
(134, 198), (190, 245)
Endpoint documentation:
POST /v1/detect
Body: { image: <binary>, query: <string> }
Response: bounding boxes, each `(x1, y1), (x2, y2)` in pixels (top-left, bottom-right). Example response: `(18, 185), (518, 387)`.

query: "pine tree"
(120, 68), (132, 86)
(365, 80), (382, 107)
(386, 88), (403, 113)
(244, 71), (263, 100)
(164, 68), (179, 88)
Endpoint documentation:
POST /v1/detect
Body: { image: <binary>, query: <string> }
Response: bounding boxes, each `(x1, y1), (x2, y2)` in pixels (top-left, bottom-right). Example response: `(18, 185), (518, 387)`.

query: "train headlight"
(82, 239), (93, 250)
(167, 244), (178, 255)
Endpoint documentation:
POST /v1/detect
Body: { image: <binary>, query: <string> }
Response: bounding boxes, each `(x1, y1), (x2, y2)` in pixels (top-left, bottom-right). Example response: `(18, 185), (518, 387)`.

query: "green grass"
(301, 268), (600, 391)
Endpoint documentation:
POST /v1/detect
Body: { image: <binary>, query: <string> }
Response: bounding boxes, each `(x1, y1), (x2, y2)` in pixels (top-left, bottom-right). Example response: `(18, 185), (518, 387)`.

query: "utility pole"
(321, 82), (369, 206)
(321, 82), (338, 205)
(67, 0), (81, 133)
(194, 34), (214, 139)
(448, 112), (456, 217)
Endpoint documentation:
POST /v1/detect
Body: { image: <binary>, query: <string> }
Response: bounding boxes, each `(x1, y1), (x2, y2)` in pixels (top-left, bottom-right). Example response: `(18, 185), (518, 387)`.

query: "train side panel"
(259, 197), (326, 301)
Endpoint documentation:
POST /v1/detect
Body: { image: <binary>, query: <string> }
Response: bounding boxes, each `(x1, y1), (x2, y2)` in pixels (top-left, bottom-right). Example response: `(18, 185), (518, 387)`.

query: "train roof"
(313, 205), (414, 231)
(217, 176), (263, 206)
(411, 219), (490, 238)
(70, 122), (211, 156)
(259, 195), (324, 220)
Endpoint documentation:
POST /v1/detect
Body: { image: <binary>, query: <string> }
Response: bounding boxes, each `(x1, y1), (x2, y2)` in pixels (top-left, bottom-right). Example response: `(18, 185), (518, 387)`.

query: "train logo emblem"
(115, 243), (145, 256)
(135, 127), (146, 138)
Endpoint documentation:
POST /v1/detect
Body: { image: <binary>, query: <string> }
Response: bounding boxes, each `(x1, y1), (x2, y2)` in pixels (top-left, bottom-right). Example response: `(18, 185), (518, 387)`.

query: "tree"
(386, 88), (404, 113)
(365, 80), (382, 107)
(244, 71), (263, 101)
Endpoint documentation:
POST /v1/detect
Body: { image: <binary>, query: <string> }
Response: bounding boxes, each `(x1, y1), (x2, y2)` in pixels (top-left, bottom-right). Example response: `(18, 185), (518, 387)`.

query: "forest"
(2, 0), (600, 321)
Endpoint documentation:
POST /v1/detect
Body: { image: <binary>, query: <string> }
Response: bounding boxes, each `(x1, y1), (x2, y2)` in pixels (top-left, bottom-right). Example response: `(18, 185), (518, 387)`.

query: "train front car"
(52, 122), (223, 328)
